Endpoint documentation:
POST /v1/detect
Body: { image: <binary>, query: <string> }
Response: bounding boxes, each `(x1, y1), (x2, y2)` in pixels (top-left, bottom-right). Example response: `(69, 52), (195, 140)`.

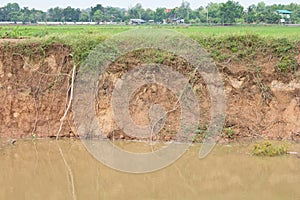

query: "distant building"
(171, 18), (184, 24)
(165, 8), (172, 13)
(276, 10), (292, 15)
(129, 19), (146, 24)
(276, 10), (292, 24)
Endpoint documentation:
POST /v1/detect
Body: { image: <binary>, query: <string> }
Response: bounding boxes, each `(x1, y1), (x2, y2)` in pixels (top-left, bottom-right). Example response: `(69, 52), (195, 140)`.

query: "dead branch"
(31, 97), (38, 137)
(56, 63), (76, 139)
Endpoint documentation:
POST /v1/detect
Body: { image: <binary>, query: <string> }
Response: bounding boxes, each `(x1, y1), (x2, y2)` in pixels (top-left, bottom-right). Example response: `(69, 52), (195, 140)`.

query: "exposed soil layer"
(0, 43), (75, 138)
(0, 42), (299, 142)
(96, 49), (210, 142)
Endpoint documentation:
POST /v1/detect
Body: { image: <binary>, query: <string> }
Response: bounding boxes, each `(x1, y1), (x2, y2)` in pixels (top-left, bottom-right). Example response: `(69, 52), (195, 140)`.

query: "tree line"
(0, 1), (300, 24)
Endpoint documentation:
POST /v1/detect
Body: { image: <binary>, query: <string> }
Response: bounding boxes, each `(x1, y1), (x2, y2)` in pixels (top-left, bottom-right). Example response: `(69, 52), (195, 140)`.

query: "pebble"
(13, 112), (20, 118)
(9, 139), (16, 145)
(288, 152), (298, 155)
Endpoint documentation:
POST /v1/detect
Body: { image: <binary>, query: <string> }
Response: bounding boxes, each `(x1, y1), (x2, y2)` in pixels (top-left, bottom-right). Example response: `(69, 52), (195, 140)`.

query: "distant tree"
(93, 10), (103, 24)
(293, 10), (300, 23)
(8, 11), (20, 22)
(0, 1), (299, 24)
(79, 10), (90, 22)
(0, 7), (5, 21)
(256, 2), (266, 23)
(91, 4), (104, 19)
(62, 6), (80, 22)
(34, 10), (46, 22)
(220, 1), (244, 24)
(198, 7), (208, 23)
(115, 8), (126, 22)
(0, 3), (20, 21)
(142, 8), (155, 21)
(103, 7), (125, 22)
(154, 8), (166, 22)
(206, 3), (222, 23)
(190, 7), (203, 22)
(128, 3), (144, 19)
(63, 6), (73, 21)
(48, 7), (63, 21)
(264, 7), (280, 24)
(178, 1), (192, 21)
(245, 4), (257, 23)
(28, 13), (36, 23)
(20, 7), (30, 23)
(277, 3), (300, 23)
(5, 3), (20, 13)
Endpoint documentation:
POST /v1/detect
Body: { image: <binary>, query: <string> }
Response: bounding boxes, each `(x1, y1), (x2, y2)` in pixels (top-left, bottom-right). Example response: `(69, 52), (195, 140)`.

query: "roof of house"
(130, 19), (146, 23)
(277, 10), (292, 14)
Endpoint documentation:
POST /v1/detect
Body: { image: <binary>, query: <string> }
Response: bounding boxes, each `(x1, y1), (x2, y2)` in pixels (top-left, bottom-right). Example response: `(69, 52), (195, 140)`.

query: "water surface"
(0, 139), (299, 200)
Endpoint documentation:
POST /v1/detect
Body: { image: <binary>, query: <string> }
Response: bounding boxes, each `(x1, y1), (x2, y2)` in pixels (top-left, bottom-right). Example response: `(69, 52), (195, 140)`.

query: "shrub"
(252, 141), (287, 157)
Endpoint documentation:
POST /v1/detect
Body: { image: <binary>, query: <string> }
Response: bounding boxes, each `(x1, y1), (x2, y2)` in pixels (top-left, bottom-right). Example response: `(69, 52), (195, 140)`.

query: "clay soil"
(0, 42), (299, 142)
(0, 42), (75, 138)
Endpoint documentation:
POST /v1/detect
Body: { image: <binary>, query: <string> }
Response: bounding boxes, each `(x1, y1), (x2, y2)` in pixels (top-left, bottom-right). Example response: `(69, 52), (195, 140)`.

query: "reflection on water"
(0, 139), (299, 200)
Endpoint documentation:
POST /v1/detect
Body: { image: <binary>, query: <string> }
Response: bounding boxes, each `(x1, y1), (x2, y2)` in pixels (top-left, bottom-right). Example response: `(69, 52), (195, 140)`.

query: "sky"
(0, 0), (298, 11)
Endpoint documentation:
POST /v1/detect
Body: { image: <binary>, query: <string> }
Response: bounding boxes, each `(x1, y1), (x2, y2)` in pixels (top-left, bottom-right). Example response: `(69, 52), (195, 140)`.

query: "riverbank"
(0, 27), (299, 142)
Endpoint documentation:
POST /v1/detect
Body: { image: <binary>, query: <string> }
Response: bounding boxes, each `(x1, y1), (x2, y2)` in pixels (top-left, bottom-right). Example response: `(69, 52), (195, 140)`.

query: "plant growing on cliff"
(222, 127), (235, 139)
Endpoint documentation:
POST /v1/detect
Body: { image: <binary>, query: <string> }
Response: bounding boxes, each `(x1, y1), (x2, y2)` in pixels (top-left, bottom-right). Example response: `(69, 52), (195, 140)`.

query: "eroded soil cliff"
(0, 41), (299, 142)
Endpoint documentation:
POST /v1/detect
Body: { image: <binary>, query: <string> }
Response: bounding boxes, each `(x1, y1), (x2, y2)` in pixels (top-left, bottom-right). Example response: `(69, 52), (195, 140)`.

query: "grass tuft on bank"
(252, 141), (287, 157)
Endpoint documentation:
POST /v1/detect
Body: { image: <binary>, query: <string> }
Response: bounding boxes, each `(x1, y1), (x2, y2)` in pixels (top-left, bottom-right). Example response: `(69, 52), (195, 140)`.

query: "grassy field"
(179, 25), (300, 38)
(0, 25), (299, 73)
(0, 25), (130, 39)
(1, 25), (300, 39)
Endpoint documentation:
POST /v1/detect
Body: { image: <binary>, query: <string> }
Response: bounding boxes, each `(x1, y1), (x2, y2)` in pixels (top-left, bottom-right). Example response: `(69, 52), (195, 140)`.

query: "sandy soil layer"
(0, 43), (299, 142)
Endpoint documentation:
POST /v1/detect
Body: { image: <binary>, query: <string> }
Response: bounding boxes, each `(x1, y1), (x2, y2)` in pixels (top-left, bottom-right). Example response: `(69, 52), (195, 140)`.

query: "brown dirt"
(0, 43), (75, 138)
(0, 39), (27, 43)
(96, 49), (210, 141)
(0, 44), (299, 142)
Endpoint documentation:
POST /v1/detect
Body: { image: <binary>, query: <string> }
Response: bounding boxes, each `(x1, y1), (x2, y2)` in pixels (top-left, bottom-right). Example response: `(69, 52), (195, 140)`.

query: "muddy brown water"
(0, 139), (299, 200)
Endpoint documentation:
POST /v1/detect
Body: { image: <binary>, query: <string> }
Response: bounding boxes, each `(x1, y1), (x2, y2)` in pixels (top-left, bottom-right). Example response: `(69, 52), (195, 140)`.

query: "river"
(0, 139), (299, 200)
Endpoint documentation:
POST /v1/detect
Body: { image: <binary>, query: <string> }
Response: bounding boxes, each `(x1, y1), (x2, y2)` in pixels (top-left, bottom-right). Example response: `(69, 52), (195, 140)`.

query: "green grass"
(0, 25), (299, 72)
(252, 141), (287, 157)
(178, 26), (300, 39)
(222, 127), (235, 139)
(0, 25), (131, 38)
(1, 25), (300, 39)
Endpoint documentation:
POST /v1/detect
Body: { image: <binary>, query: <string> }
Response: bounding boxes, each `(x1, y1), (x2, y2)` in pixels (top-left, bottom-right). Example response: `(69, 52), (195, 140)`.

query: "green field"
(1, 25), (300, 39)
(0, 25), (299, 73)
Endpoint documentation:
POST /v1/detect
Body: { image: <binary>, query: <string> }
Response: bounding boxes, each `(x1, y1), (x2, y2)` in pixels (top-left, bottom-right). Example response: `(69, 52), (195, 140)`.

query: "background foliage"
(0, 1), (300, 24)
